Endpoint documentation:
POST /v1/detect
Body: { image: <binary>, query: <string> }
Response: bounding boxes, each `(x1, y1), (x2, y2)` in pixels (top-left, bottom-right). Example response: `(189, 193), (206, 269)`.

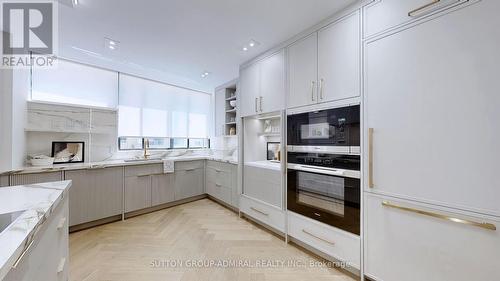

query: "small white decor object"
(264, 120), (272, 133)
(30, 155), (55, 166)
(229, 100), (237, 108)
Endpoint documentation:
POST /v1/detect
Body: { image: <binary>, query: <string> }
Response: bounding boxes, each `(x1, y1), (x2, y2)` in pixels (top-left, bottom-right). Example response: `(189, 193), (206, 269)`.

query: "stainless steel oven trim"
(287, 145), (354, 154)
(287, 163), (361, 179)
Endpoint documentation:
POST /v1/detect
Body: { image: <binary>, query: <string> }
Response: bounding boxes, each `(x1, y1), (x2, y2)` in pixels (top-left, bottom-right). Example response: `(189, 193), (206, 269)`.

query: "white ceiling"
(58, 0), (356, 93)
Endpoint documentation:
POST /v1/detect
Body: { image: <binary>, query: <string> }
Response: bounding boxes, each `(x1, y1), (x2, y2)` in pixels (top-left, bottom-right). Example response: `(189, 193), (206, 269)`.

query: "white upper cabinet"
(287, 33), (318, 109)
(239, 62), (260, 117)
(259, 50), (285, 114)
(214, 88), (226, 136)
(364, 0), (500, 216)
(364, 0), (468, 38)
(239, 50), (285, 117)
(318, 11), (360, 103)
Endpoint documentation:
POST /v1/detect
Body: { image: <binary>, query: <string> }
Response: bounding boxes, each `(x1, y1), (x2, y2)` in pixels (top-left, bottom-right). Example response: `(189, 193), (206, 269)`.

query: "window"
(148, 138), (170, 149)
(172, 138), (188, 149)
(118, 137), (143, 150)
(31, 59), (118, 108)
(118, 74), (211, 139)
(188, 138), (209, 149)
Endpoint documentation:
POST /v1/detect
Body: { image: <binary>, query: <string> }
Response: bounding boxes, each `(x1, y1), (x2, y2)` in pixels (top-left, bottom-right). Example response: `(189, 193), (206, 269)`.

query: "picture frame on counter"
(51, 141), (85, 164)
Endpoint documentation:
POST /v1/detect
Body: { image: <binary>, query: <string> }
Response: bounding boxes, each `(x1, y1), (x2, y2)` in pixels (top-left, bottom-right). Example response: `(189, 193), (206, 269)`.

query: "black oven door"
(287, 167), (360, 235)
(287, 105), (360, 147)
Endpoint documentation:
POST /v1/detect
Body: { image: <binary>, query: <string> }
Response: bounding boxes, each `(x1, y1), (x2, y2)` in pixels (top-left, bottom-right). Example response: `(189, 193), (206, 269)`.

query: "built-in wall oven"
(287, 105), (360, 235)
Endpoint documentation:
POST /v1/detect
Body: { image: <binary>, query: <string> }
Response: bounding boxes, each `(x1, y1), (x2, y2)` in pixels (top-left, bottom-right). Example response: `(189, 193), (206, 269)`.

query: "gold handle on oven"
(302, 229), (335, 245)
(382, 201), (496, 231)
(368, 128), (374, 188)
(408, 0), (440, 17)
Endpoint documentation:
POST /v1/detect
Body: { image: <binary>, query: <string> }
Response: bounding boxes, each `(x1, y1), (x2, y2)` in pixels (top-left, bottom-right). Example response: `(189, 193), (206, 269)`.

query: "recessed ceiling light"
(201, 71), (210, 78)
(242, 46), (248, 51)
(104, 37), (119, 51)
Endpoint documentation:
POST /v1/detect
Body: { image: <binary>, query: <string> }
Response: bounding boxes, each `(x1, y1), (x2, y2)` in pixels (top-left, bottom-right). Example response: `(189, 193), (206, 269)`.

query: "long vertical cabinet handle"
(319, 78), (324, 100)
(259, 96), (263, 112)
(311, 81), (316, 101)
(255, 97), (258, 113)
(368, 128), (375, 188)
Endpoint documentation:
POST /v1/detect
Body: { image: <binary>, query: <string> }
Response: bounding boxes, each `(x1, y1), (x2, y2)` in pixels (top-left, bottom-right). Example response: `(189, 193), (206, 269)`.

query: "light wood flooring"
(69, 199), (356, 281)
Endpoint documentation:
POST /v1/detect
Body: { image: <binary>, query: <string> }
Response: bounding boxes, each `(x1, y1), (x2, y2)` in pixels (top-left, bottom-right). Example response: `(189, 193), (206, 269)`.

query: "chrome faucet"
(143, 138), (151, 159)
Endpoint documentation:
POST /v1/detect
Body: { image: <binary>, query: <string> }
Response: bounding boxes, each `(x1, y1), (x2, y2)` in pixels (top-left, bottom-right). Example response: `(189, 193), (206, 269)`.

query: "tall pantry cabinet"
(363, 0), (500, 280)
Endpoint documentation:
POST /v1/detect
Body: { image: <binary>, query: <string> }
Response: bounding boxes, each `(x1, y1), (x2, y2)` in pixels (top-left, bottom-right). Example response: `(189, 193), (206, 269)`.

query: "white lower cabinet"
(4, 195), (69, 281)
(0, 175), (8, 187)
(10, 171), (63, 185)
(243, 165), (282, 208)
(174, 161), (204, 200)
(206, 161), (238, 208)
(288, 212), (360, 269)
(240, 195), (285, 233)
(364, 193), (500, 281)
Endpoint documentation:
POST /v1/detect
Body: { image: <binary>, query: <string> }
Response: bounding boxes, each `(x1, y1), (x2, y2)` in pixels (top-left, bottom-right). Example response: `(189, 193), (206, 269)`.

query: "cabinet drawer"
(206, 168), (231, 188)
(207, 181), (231, 204)
(206, 160), (231, 173)
(175, 160), (204, 171)
(240, 195), (285, 232)
(124, 164), (162, 177)
(364, 0), (467, 38)
(288, 211), (360, 269)
(364, 193), (500, 281)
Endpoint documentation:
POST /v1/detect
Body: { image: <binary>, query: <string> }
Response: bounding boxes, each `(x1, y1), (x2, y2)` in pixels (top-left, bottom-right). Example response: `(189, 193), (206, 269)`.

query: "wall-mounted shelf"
(215, 79), (238, 137)
(258, 132), (281, 137)
(226, 96), (237, 101)
(226, 108), (237, 113)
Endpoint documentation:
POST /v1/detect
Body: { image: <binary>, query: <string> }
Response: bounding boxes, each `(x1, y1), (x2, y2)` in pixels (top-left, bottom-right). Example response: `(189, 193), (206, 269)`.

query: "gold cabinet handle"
(259, 96), (263, 112)
(408, 0), (440, 17)
(382, 201), (497, 231)
(250, 207), (269, 216)
(311, 81), (316, 101)
(57, 257), (66, 274)
(319, 78), (324, 100)
(302, 229), (335, 245)
(215, 183), (222, 187)
(368, 128), (374, 188)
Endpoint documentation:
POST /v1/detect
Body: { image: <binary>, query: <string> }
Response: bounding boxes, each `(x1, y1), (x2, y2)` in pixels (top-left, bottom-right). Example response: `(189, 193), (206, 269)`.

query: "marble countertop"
(0, 180), (72, 280)
(1, 156), (238, 175)
(244, 160), (282, 171)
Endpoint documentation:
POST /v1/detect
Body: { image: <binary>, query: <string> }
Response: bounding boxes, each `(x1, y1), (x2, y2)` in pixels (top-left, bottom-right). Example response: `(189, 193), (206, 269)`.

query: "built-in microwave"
(287, 105), (360, 154)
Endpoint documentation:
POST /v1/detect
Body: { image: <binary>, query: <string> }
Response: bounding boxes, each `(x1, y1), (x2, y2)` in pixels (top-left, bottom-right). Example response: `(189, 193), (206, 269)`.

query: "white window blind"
(31, 59), (118, 108)
(118, 74), (211, 138)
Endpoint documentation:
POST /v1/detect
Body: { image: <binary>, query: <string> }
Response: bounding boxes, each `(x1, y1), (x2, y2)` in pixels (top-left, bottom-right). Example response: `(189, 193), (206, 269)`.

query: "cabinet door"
(364, 0), (466, 38)
(364, 0), (500, 215)
(214, 88), (226, 136)
(10, 172), (62, 185)
(174, 168), (204, 200)
(124, 175), (152, 212)
(243, 165), (282, 208)
(0, 175), (8, 187)
(288, 33), (318, 109)
(66, 167), (123, 226)
(259, 50), (285, 114)
(239, 63), (260, 117)
(364, 193), (500, 281)
(318, 11), (360, 103)
(152, 174), (175, 206)
(230, 164), (239, 208)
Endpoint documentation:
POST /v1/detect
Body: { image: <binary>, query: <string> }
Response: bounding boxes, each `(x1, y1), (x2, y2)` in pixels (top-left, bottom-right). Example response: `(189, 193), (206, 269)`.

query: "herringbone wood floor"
(69, 199), (356, 281)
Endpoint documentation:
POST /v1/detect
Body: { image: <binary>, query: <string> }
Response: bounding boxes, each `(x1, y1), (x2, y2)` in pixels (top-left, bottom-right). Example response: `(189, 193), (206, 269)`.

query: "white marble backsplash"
(24, 101), (238, 166)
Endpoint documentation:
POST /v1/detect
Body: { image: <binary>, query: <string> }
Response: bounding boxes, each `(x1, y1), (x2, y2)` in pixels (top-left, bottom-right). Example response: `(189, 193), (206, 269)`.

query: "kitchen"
(0, 0), (499, 280)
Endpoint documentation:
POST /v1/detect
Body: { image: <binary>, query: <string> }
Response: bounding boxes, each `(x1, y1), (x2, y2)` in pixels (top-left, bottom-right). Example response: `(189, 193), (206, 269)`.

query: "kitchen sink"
(0, 210), (25, 234)
(124, 157), (163, 162)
